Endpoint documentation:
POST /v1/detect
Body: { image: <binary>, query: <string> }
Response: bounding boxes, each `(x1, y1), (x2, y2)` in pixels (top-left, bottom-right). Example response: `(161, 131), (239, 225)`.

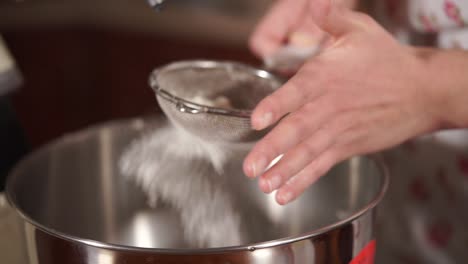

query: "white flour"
(119, 122), (249, 248)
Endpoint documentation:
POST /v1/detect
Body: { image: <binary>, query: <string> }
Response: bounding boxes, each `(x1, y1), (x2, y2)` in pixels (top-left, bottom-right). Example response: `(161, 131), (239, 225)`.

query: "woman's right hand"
(244, 0), (455, 205)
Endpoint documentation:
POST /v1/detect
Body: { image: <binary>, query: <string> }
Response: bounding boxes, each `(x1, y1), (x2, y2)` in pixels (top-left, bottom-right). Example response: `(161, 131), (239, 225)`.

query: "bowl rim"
(5, 117), (389, 254)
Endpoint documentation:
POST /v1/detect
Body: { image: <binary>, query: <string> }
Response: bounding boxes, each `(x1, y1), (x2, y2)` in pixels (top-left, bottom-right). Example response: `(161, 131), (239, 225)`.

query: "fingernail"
(278, 191), (294, 205)
(269, 175), (282, 191)
(251, 157), (268, 177)
(255, 112), (273, 130)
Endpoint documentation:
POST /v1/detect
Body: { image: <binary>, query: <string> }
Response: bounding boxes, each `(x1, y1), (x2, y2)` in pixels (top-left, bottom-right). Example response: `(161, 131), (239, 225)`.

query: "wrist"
(415, 47), (468, 130)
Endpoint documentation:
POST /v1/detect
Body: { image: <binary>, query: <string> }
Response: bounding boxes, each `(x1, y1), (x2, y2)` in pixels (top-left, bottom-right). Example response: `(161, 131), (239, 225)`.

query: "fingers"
(250, 0), (377, 59)
(275, 149), (342, 204)
(261, 107), (393, 204)
(251, 64), (323, 130)
(258, 124), (336, 194)
(244, 96), (332, 178)
(309, 0), (353, 36)
(249, 0), (308, 58)
(255, 109), (358, 194)
(290, 8), (328, 47)
(309, 0), (376, 37)
(274, 124), (370, 205)
(246, 59), (337, 181)
(251, 107), (370, 204)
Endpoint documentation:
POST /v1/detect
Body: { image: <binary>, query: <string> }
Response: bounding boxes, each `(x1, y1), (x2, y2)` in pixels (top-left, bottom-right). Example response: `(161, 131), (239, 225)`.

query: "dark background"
(3, 29), (258, 150)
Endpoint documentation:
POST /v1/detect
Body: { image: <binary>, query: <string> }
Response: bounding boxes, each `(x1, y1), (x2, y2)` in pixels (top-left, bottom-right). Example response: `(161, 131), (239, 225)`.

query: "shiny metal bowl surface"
(6, 117), (388, 264)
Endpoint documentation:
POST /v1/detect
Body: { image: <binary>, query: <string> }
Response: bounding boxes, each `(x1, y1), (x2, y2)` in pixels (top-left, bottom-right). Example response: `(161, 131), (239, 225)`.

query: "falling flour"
(119, 97), (251, 247)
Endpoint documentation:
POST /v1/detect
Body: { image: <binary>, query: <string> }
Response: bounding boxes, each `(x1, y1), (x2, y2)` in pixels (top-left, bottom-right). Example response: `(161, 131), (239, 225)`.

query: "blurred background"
(0, 0), (273, 149)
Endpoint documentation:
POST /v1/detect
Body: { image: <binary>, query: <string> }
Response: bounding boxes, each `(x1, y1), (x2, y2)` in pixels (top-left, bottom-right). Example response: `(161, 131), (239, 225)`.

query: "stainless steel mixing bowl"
(6, 117), (388, 264)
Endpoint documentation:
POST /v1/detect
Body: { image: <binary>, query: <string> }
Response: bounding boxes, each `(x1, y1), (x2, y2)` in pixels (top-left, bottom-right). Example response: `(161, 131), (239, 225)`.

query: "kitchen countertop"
(0, 193), (28, 264)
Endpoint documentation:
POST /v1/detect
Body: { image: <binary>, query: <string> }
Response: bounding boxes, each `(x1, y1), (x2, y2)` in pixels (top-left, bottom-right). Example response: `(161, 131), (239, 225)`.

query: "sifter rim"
(148, 60), (281, 118)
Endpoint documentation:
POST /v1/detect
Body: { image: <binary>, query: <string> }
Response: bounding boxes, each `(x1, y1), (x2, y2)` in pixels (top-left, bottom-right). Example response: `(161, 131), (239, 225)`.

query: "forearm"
(416, 47), (468, 129)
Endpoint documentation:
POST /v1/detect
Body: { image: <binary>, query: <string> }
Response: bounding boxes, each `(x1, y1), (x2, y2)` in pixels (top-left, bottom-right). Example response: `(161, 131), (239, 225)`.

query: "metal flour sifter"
(149, 60), (283, 143)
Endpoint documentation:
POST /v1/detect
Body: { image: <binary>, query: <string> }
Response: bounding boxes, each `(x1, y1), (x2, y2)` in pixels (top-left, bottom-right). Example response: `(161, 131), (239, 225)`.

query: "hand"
(249, 0), (359, 59)
(244, 0), (441, 205)
(249, 0), (327, 60)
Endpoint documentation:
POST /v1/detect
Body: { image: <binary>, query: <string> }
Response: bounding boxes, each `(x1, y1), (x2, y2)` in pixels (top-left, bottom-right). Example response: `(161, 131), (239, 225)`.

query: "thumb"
(309, 0), (360, 36)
